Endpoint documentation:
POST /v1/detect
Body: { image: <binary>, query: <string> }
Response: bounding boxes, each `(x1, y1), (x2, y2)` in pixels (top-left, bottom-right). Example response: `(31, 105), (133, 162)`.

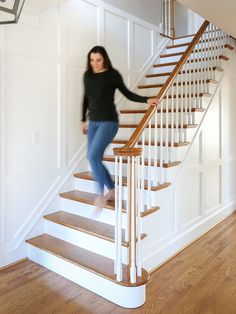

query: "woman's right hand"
(81, 122), (88, 134)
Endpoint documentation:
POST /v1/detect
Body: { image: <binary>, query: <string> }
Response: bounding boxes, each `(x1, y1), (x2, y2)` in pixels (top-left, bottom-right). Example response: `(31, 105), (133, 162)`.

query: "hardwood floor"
(1, 212), (236, 314)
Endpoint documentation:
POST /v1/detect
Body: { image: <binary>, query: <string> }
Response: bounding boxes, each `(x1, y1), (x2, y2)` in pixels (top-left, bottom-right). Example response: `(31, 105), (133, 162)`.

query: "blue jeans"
(88, 121), (119, 195)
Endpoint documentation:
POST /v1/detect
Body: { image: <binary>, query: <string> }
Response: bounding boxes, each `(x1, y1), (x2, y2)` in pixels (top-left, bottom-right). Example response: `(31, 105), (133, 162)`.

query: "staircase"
(26, 21), (235, 308)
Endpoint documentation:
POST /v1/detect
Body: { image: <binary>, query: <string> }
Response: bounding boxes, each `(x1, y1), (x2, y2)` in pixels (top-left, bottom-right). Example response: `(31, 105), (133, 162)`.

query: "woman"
(81, 46), (158, 209)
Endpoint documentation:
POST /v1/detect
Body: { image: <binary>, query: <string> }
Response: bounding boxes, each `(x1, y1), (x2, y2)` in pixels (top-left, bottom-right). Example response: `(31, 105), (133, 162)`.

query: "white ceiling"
(177, 0), (236, 37)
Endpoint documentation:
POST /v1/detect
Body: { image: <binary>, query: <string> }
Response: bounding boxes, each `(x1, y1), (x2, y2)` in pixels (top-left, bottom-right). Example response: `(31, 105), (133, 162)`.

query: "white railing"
(161, 0), (175, 38)
(113, 22), (232, 283)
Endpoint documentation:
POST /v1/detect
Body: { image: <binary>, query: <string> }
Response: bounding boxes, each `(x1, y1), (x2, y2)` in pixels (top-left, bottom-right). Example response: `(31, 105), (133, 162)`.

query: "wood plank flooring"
(1, 212), (236, 314)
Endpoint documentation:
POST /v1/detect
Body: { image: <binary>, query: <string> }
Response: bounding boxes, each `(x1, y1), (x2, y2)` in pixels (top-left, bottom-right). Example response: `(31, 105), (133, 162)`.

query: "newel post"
(113, 146), (142, 283)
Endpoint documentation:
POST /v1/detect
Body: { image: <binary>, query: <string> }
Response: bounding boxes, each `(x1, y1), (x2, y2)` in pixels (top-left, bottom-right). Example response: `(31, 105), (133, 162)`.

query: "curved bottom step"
(26, 234), (148, 308)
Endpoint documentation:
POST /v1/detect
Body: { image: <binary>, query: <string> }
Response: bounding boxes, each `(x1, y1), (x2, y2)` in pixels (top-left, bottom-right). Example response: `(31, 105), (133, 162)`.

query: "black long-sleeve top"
(81, 69), (149, 122)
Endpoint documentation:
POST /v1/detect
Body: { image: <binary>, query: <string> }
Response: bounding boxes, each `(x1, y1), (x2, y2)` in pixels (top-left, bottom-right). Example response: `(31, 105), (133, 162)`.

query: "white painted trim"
(144, 200), (236, 272)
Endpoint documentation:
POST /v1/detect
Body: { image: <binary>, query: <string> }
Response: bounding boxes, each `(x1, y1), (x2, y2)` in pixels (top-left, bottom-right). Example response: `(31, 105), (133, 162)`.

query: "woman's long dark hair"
(86, 46), (114, 72)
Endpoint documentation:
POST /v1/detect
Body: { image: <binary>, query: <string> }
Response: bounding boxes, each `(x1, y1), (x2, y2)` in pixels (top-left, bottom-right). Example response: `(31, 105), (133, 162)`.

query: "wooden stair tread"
(225, 43), (234, 50)
(112, 139), (190, 147)
(74, 172), (171, 193)
(119, 123), (198, 129)
(148, 93), (212, 98)
(59, 189), (125, 211)
(167, 40), (233, 50)
(103, 155), (181, 168)
(160, 45), (233, 58)
(167, 42), (190, 49)
(174, 33), (195, 39)
(26, 234), (149, 287)
(153, 61), (178, 68)
(145, 71), (171, 78)
(153, 55), (228, 67)
(138, 79), (218, 89)
(60, 189), (161, 216)
(119, 108), (205, 114)
(146, 67), (223, 78)
(44, 211), (146, 246)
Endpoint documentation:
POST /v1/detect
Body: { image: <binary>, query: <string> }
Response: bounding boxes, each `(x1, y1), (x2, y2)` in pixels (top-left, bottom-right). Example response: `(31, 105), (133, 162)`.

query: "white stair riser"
(144, 69), (222, 85)
(27, 246), (146, 308)
(165, 46), (188, 54)
(119, 96), (207, 111)
(61, 197), (125, 225)
(159, 51), (228, 64)
(74, 176), (165, 208)
(103, 159), (179, 185)
(150, 65), (175, 73)
(174, 36), (194, 45)
(45, 220), (128, 264)
(116, 127), (195, 142)
(138, 82), (217, 97)
(119, 111), (202, 125)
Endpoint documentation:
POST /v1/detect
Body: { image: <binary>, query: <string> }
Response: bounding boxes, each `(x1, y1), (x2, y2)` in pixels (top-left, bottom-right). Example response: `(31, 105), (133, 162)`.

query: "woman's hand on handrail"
(147, 97), (159, 107)
(81, 121), (88, 134)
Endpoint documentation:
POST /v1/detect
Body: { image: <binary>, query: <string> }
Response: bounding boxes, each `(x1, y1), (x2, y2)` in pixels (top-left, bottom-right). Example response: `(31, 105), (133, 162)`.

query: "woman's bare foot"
(104, 188), (115, 201)
(94, 195), (106, 210)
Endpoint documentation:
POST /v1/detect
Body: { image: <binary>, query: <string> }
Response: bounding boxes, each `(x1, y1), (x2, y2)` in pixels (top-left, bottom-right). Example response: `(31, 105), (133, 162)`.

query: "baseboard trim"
(0, 257), (28, 270)
(144, 202), (236, 272)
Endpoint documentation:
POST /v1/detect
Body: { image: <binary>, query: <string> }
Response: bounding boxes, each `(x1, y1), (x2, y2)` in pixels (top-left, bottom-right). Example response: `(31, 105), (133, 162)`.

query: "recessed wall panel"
(205, 165), (220, 211)
(104, 11), (128, 69)
(63, 0), (99, 64)
(133, 23), (152, 70)
(66, 65), (85, 165)
(203, 97), (220, 162)
(6, 177), (57, 240)
(176, 173), (201, 228)
(6, 54), (58, 174)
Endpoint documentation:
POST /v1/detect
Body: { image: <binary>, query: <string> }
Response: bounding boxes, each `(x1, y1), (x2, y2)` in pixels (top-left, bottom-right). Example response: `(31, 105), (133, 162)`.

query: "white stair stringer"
(141, 55), (233, 271)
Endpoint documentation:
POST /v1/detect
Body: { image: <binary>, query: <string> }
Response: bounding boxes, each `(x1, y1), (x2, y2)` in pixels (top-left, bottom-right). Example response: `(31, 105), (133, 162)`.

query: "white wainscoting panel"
(203, 96), (220, 162)
(177, 172), (201, 229)
(104, 10), (128, 69)
(133, 23), (152, 70)
(62, 0), (100, 64)
(6, 54), (59, 174)
(6, 177), (58, 241)
(66, 64), (85, 166)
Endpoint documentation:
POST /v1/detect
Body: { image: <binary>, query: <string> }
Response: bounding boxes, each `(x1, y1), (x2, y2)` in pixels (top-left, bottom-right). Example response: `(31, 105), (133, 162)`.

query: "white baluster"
(114, 155), (118, 274)
(175, 75), (179, 143)
(130, 156), (137, 283)
(159, 99), (164, 183)
(136, 156), (142, 277)
(165, 89), (169, 163)
(116, 156), (123, 281)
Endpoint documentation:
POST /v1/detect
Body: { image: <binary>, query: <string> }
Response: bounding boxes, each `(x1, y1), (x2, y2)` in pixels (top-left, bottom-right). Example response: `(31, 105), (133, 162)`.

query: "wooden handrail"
(121, 20), (209, 150)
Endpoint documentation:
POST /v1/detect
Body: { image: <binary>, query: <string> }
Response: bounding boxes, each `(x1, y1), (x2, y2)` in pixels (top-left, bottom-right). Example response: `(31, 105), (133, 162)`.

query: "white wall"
(177, 0), (236, 38)
(103, 0), (162, 27)
(103, 0), (189, 37)
(0, 0), (165, 267)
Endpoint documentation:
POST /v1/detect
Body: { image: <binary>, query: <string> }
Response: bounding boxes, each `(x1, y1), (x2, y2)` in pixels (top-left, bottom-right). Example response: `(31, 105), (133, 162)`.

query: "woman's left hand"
(147, 98), (159, 107)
